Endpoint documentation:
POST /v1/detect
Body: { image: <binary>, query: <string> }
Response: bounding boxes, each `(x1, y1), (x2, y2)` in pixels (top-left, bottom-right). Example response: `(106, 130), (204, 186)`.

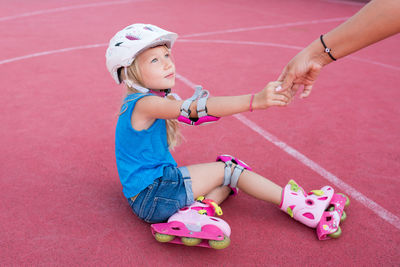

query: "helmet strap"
(123, 67), (149, 93)
(123, 67), (180, 99)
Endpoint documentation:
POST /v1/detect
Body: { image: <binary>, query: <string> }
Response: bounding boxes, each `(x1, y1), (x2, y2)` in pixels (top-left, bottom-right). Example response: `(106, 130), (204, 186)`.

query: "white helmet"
(105, 23), (178, 85)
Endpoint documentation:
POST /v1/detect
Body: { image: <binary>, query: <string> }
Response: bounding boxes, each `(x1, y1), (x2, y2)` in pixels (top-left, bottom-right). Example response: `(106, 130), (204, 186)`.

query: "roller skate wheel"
(181, 237), (202, 246)
(327, 226), (342, 239)
(337, 193), (350, 206)
(154, 233), (175, 243)
(327, 207), (347, 222)
(208, 235), (231, 250)
(341, 210), (347, 222)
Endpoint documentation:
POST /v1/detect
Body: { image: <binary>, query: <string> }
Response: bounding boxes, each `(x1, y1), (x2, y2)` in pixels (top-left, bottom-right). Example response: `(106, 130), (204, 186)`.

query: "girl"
(105, 24), (346, 240)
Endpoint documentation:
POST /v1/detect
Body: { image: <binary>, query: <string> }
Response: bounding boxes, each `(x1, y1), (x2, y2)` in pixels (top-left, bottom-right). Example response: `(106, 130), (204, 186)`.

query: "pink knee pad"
(216, 154), (252, 196)
(280, 180), (334, 228)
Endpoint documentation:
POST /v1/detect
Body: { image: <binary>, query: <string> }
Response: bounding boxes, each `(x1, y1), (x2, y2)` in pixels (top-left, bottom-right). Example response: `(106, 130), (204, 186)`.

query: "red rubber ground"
(1, 0), (399, 265)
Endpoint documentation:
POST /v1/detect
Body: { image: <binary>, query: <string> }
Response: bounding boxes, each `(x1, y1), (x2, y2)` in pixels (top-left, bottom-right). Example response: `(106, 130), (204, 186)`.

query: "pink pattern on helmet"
(126, 35), (140, 40)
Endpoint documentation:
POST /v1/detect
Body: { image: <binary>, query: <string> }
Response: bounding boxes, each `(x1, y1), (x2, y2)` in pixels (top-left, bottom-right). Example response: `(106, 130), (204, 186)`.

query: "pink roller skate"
(280, 180), (349, 240)
(151, 197), (231, 249)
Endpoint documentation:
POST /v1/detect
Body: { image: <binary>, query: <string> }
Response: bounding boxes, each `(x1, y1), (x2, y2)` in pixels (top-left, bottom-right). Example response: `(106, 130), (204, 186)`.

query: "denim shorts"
(127, 166), (195, 223)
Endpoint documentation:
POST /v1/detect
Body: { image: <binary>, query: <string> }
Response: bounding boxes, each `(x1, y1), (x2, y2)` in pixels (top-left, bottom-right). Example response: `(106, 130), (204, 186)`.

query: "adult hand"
(277, 41), (328, 98)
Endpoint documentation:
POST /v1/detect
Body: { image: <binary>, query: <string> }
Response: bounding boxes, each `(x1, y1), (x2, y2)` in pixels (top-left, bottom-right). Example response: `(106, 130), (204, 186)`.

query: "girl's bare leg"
(204, 186), (231, 205)
(237, 169), (282, 205)
(186, 162), (227, 202)
(186, 162), (283, 206)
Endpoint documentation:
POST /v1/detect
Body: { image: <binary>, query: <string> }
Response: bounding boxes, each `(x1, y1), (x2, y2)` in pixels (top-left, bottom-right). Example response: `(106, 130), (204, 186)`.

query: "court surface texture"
(1, 0), (399, 265)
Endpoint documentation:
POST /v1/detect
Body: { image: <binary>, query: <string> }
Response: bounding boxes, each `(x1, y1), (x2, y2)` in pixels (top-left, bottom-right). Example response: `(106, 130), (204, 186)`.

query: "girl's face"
(136, 46), (176, 90)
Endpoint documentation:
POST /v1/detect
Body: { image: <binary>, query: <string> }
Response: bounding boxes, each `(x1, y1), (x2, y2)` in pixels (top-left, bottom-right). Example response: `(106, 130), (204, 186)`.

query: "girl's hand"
(253, 81), (292, 110)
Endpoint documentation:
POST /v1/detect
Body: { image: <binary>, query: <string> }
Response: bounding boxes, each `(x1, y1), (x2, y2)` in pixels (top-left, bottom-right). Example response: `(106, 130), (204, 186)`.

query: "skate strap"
(202, 199), (223, 216)
(230, 165), (245, 189)
(288, 180), (306, 196)
(222, 160), (234, 187)
(196, 196), (205, 202)
(195, 197), (223, 216)
(310, 190), (324, 196)
(196, 90), (210, 118)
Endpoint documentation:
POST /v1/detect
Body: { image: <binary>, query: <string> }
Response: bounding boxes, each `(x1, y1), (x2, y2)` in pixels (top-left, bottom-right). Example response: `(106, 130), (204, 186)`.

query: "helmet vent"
(115, 42), (123, 47)
(126, 35), (139, 41)
(144, 26), (153, 31)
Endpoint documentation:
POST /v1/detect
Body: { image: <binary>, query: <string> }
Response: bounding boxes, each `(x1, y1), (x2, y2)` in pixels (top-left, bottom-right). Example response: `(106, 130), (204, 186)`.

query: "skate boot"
(151, 197), (231, 249)
(280, 180), (349, 240)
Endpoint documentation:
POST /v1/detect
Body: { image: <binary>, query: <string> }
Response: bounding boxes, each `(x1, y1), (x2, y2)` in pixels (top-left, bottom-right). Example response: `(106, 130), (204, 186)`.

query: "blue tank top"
(115, 93), (177, 198)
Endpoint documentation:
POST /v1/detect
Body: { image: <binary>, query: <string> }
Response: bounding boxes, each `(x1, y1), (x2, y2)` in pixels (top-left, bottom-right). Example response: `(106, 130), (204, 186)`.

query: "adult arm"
(278, 0), (400, 98)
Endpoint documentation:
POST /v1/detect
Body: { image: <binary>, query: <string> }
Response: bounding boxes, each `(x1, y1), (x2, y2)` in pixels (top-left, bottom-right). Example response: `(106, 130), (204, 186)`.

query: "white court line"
(2, 40), (399, 72)
(0, 0), (143, 22)
(179, 39), (303, 50)
(323, 0), (366, 6)
(349, 56), (400, 71)
(0, 44), (107, 65)
(175, 72), (400, 231)
(181, 17), (349, 38)
(179, 39), (400, 71)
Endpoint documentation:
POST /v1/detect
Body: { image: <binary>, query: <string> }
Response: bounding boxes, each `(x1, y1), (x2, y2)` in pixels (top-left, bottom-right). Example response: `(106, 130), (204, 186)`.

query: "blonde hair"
(119, 49), (181, 150)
